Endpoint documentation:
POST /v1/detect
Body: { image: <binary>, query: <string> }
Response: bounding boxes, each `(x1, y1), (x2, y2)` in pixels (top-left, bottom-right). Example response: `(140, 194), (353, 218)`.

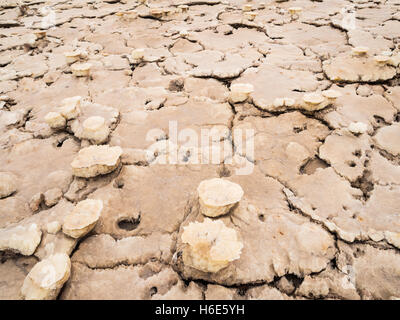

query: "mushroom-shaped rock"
(348, 122), (368, 135)
(0, 224), (42, 256)
(34, 31), (46, 40)
(0, 172), (17, 198)
(178, 5), (189, 13)
(288, 7), (302, 17)
(81, 116), (110, 144)
(62, 199), (103, 239)
(179, 29), (189, 37)
(322, 89), (342, 100)
(46, 221), (61, 234)
(197, 178), (244, 217)
(21, 253), (71, 300)
(71, 63), (92, 77)
(71, 145), (122, 178)
(242, 4), (253, 12)
(149, 8), (163, 19)
(59, 96), (81, 120)
(299, 92), (328, 111)
(64, 50), (87, 65)
(229, 83), (254, 103)
(181, 219), (243, 273)
(374, 55), (391, 65)
(131, 48), (145, 61)
(243, 11), (257, 21)
(352, 46), (369, 56)
(44, 112), (66, 129)
(289, 7), (303, 14)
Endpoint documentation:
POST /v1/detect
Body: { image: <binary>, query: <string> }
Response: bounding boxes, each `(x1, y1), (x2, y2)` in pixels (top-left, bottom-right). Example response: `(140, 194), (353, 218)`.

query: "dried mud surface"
(1, 0), (400, 300)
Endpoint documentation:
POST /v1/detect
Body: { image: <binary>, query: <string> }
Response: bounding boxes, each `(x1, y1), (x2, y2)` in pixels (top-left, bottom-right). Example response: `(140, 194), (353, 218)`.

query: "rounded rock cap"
(230, 83), (254, 94)
(197, 178), (244, 207)
(322, 89), (342, 99)
(63, 199), (103, 236)
(71, 145), (123, 168)
(352, 46), (369, 55)
(44, 112), (62, 121)
(27, 253), (71, 290)
(181, 218), (243, 272)
(374, 55), (391, 64)
(83, 116), (106, 131)
(303, 92), (325, 105)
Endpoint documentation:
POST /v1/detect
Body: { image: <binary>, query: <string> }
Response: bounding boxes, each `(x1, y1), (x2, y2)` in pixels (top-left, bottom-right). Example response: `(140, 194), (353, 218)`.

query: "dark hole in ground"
(117, 214), (141, 231)
(353, 150), (362, 158)
(347, 161), (357, 167)
(113, 178), (124, 189)
(150, 287), (158, 296)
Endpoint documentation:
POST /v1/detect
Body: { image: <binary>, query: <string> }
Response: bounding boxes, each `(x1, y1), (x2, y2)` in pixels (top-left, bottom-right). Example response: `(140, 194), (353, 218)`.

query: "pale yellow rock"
(242, 4), (253, 12)
(44, 112), (66, 129)
(352, 46), (369, 56)
(229, 83), (254, 103)
(59, 96), (81, 120)
(179, 29), (189, 37)
(46, 221), (61, 234)
(71, 145), (122, 178)
(62, 199), (103, 239)
(299, 92), (328, 111)
(178, 5), (189, 13)
(243, 11), (257, 21)
(81, 116), (110, 144)
(64, 50), (87, 65)
(322, 89), (342, 100)
(21, 253), (71, 300)
(149, 8), (163, 18)
(303, 92), (325, 105)
(288, 7), (302, 15)
(374, 55), (391, 65)
(0, 172), (17, 198)
(120, 10), (137, 21)
(71, 62), (92, 77)
(197, 178), (244, 217)
(34, 31), (46, 40)
(0, 223), (42, 256)
(284, 97), (296, 107)
(273, 98), (285, 108)
(348, 122), (368, 134)
(131, 48), (145, 60)
(182, 219), (243, 273)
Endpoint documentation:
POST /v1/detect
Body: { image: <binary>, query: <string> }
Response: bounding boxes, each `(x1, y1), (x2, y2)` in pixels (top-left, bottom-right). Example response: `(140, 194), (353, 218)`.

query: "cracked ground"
(1, 0), (400, 300)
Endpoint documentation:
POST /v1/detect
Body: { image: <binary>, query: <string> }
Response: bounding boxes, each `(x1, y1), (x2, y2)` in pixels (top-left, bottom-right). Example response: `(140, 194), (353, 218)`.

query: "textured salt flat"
(0, 0), (400, 300)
